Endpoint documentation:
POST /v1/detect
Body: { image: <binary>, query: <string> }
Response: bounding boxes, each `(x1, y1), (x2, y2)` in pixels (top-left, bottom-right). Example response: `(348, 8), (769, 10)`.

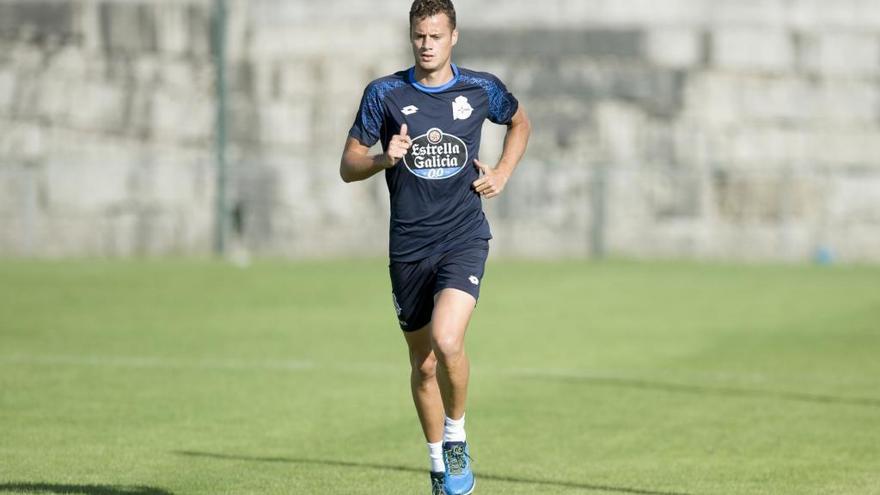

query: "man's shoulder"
(456, 67), (505, 88)
(362, 70), (410, 99)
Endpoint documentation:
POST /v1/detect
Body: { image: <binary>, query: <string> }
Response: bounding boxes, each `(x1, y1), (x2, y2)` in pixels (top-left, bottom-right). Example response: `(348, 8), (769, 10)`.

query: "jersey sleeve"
(485, 75), (519, 125)
(348, 82), (385, 147)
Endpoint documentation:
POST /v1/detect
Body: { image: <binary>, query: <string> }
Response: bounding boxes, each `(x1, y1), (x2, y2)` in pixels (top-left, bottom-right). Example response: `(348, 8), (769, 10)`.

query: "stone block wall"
(0, 0), (216, 256)
(1, 0), (879, 261)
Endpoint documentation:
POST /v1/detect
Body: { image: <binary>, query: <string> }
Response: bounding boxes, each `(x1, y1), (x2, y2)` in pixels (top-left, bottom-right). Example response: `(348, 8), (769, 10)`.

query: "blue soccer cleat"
(430, 471), (445, 495)
(442, 441), (475, 495)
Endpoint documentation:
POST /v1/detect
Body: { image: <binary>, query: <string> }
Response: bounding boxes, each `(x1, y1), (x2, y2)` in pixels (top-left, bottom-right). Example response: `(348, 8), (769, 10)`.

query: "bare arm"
(472, 106), (531, 199)
(340, 124), (411, 183)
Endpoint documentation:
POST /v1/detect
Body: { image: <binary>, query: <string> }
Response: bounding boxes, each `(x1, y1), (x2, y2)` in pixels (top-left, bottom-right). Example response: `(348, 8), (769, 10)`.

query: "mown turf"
(0, 259), (878, 495)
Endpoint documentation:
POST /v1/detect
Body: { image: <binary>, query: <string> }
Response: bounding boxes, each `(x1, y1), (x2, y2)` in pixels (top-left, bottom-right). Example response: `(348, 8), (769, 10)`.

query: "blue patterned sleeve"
(348, 82), (385, 146)
(485, 74), (519, 125)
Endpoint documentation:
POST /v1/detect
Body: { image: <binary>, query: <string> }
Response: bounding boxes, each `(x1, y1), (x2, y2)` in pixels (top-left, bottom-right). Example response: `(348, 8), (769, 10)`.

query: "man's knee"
(406, 324), (438, 380)
(430, 289), (474, 365)
(431, 331), (465, 365)
(410, 348), (438, 380)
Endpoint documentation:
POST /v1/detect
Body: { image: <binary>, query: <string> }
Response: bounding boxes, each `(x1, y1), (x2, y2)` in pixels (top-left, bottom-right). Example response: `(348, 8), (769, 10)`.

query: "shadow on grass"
(520, 374), (880, 408)
(175, 450), (692, 495)
(0, 484), (173, 495)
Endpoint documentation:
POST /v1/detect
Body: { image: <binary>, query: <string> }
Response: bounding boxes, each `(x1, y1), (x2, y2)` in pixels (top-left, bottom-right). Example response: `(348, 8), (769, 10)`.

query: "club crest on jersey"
(403, 127), (469, 180)
(452, 95), (473, 120)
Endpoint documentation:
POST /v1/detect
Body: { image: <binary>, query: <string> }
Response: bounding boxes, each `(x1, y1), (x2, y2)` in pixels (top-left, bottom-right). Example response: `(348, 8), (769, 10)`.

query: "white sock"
(427, 441), (445, 473)
(443, 414), (466, 443)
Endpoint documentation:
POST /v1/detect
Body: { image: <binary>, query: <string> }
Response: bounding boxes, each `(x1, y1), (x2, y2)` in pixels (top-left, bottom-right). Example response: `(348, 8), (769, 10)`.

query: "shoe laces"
(431, 476), (444, 495)
(444, 444), (472, 475)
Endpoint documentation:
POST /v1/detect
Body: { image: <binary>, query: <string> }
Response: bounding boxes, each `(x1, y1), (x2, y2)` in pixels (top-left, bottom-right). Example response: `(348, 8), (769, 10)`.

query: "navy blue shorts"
(389, 240), (490, 332)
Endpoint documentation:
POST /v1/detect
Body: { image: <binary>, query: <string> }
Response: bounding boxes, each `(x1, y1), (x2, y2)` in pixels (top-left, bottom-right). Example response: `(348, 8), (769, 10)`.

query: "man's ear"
(451, 29), (459, 47)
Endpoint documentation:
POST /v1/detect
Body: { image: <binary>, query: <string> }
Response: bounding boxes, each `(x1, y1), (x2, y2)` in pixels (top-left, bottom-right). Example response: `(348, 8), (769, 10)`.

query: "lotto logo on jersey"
(403, 127), (469, 180)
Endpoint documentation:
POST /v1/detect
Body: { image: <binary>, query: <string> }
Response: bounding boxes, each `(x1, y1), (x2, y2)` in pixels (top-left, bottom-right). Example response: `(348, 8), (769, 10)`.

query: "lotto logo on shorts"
(403, 127), (469, 180)
(469, 275), (480, 286)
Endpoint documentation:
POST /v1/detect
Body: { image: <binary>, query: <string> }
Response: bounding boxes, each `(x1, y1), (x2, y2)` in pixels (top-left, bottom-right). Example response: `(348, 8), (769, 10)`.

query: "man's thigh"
(430, 240), (489, 344)
(389, 257), (437, 332)
(434, 240), (489, 304)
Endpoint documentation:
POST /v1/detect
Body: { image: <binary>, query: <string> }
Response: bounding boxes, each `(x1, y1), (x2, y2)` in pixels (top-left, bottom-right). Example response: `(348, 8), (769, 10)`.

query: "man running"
(339, 1), (530, 493)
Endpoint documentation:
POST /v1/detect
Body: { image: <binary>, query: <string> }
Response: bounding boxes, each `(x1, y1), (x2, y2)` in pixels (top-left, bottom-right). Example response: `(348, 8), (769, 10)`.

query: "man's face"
(410, 14), (458, 73)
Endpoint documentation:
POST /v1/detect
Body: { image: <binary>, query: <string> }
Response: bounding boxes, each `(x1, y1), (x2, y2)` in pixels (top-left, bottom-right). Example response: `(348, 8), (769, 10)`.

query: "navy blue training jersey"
(348, 64), (519, 262)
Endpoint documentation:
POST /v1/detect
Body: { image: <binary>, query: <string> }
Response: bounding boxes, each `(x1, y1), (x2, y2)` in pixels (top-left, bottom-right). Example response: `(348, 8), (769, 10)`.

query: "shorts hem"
(400, 317), (431, 333)
(433, 283), (480, 303)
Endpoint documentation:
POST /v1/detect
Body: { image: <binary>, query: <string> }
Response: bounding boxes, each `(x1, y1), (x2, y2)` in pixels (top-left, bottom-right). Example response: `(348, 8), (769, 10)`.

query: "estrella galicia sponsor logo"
(403, 127), (468, 180)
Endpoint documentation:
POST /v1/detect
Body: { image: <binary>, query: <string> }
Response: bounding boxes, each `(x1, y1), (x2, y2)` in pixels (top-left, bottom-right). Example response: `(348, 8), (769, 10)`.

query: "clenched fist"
(383, 123), (412, 168)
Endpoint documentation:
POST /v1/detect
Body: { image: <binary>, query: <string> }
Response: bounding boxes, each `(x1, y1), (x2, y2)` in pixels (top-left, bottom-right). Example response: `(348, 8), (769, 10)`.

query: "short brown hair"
(409, 0), (457, 30)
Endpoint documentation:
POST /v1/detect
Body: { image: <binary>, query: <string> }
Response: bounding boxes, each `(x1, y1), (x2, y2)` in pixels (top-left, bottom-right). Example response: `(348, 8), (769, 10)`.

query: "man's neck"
(413, 63), (455, 88)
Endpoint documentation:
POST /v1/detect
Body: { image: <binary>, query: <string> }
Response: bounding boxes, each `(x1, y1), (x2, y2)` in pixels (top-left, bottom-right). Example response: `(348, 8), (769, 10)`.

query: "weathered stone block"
(100, 3), (158, 53)
(66, 81), (127, 133)
(826, 173), (880, 224)
(143, 154), (210, 207)
(788, 0), (876, 30)
(812, 80), (880, 125)
(807, 130), (880, 166)
(151, 88), (212, 143)
(35, 78), (72, 122)
(671, 123), (713, 166)
(0, 68), (15, 115)
(707, 0), (789, 27)
(604, 167), (655, 252)
(155, 4), (189, 55)
(322, 61), (378, 100)
(859, 0), (880, 28)
(711, 28), (795, 72)
(552, 0), (708, 28)
(682, 72), (742, 125)
(45, 152), (132, 213)
(184, 4), (211, 58)
(0, 123), (45, 161)
(249, 0), (402, 26)
(646, 167), (703, 220)
(249, 22), (401, 59)
(800, 32), (879, 77)
(713, 126), (809, 166)
(645, 28), (704, 68)
(457, 28), (643, 59)
(160, 59), (197, 91)
(517, 60), (685, 118)
(5, 40), (43, 73)
(738, 76), (811, 123)
(711, 170), (822, 224)
(258, 101), (311, 147)
(0, 1), (75, 41)
(828, 225), (880, 263)
(275, 61), (318, 98)
(685, 73), (815, 125)
(0, 163), (23, 214)
(43, 45), (87, 81)
(597, 101), (649, 166)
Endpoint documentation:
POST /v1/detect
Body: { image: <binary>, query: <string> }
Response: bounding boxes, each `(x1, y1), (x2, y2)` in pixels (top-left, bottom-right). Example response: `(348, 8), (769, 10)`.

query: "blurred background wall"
(1, 0), (879, 261)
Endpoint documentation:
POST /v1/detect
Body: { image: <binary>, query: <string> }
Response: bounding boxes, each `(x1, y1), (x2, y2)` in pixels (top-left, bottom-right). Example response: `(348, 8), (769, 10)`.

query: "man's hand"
(383, 124), (412, 168)
(472, 159), (509, 199)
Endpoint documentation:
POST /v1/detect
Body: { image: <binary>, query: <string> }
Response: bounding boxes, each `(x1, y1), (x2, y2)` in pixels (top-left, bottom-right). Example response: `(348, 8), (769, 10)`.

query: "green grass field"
(1, 259), (878, 495)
